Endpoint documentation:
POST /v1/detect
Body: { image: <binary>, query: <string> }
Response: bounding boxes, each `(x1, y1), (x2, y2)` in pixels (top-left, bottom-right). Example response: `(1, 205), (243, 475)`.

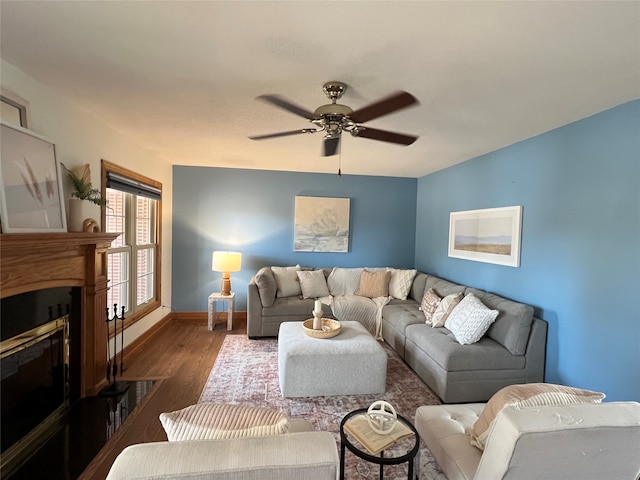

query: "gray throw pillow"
(255, 267), (277, 307)
(297, 270), (330, 299)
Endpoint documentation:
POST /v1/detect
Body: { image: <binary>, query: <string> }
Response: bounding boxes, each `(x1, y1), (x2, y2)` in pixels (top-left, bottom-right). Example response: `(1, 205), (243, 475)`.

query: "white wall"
(1, 59), (173, 350)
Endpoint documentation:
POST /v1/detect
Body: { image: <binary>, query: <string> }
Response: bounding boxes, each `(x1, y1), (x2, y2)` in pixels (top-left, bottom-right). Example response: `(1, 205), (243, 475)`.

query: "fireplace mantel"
(1, 232), (119, 396)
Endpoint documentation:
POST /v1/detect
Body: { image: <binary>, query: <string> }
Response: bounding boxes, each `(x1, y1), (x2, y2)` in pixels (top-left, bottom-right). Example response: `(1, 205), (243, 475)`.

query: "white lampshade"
(212, 251), (242, 296)
(212, 251), (242, 272)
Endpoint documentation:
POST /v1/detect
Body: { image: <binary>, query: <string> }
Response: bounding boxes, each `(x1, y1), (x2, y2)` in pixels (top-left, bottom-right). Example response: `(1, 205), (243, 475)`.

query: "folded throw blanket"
(328, 295), (391, 340)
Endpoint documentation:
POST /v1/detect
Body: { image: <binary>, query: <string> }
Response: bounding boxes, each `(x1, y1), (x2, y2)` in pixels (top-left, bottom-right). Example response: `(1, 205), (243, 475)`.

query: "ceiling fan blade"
(256, 94), (318, 119)
(354, 127), (418, 145)
(249, 128), (317, 140)
(323, 136), (340, 156)
(348, 91), (418, 123)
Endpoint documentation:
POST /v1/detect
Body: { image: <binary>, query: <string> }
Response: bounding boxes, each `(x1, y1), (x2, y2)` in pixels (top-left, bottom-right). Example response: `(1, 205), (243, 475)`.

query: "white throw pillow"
(431, 292), (463, 327)
(159, 403), (289, 441)
(327, 267), (363, 296)
(271, 265), (301, 297)
(471, 383), (606, 450)
(297, 269), (330, 299)
(445, 293), (499, 344)
(387, 268), (417, 300)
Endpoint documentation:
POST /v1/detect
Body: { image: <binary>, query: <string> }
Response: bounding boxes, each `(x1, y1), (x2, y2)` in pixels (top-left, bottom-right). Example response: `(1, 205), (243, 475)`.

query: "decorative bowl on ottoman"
(302, 318), (341, 339)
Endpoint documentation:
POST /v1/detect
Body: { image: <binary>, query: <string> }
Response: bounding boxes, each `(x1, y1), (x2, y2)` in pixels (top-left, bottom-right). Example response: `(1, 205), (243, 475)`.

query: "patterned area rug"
(199, 334), (447, 480)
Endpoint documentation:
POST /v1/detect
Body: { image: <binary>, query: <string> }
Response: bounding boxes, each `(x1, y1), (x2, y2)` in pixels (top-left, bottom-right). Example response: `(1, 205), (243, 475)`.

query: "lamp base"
(221, 273), (232, 296)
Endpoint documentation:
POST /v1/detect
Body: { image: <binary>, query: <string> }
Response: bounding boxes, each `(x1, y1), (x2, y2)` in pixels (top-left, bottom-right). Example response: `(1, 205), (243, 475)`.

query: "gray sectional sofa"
(247, 267), (547, 403)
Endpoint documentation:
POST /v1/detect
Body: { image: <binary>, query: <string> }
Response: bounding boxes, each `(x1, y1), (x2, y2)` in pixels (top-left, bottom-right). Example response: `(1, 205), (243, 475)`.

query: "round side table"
(340, 408), (420, 480)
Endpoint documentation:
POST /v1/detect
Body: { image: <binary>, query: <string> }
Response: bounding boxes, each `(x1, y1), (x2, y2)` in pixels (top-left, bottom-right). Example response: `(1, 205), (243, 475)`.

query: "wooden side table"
(208, 292), (235, 331)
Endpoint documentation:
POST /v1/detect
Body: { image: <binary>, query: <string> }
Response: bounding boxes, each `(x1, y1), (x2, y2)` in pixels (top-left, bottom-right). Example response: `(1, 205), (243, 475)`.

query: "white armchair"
(415, 401), (640, 480)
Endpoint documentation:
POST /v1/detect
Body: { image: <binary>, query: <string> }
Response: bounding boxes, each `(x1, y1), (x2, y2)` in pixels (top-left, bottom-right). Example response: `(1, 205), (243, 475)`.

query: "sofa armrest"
(476, 402), (640, 480)
(247, 277), (264, 338)
(523, 318), (547, 383)
(106, 431), (339, 480)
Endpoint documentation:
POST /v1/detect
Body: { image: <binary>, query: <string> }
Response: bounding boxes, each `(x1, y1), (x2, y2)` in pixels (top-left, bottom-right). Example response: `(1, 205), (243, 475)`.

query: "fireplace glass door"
(0, 315), (69, 472)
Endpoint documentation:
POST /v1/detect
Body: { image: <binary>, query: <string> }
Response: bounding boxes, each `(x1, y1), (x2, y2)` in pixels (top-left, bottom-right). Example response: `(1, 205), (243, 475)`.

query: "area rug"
(199, 334), (447, 480)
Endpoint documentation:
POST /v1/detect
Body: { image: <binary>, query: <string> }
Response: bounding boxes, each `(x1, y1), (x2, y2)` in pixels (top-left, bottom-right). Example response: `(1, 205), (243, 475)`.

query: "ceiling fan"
(249, 81), (419, 156)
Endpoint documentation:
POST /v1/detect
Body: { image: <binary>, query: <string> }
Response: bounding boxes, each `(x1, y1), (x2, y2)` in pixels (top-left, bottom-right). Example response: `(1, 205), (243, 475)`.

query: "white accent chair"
(415, 401), (640, 480)
(106, 430), (339, 480)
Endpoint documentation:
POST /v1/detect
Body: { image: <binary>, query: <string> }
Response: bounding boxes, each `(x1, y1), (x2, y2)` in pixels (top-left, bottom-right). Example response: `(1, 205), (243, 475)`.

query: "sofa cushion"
(405, 323), (526, 371)
(159, 403), (289, 441)
(327, 267), (363, 296)
(254, 267), (277, 307)
(387, 268), (417, 300)
(409, 272), (429, 302)
(471, 383), (606, 450)
(272, 265), (302, 298)
(356, 270), (391, 298)
(424, 275), (466, 298)
(445, 293), (499, 345)
(262, 297), (329, 319)
(420, 288), (441, 325)
(297, 269), (330, 299)
(383, 301), (425, 332)
(431, 292), (463, 327)
(467, 288), (534, 355)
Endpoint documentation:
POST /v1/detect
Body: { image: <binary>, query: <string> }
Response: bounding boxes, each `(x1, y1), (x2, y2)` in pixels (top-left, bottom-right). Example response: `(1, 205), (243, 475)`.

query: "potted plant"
(62, 163), (106, 232)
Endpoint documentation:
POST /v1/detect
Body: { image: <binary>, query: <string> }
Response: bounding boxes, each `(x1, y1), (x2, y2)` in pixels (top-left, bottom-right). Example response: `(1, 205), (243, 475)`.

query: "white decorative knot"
(366, 400), (397, 434)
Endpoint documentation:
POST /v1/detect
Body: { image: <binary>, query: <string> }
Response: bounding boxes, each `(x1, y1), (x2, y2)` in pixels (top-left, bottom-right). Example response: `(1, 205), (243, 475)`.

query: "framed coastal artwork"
(294, 196), (350, 252)
(0, 122), (67, 233)
(448, 206), (522, 267)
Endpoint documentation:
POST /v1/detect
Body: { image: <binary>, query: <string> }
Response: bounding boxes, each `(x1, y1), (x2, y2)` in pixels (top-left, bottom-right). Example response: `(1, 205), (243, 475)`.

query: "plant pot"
(67, 198), (100, 232)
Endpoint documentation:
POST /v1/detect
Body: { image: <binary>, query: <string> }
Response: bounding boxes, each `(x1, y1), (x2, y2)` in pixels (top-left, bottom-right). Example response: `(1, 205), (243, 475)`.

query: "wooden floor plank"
(79, 316), (246, 480)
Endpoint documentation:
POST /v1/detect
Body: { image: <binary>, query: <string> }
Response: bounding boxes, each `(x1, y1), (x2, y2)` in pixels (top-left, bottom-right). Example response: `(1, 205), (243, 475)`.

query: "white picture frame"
(0, 122), (67, 233)
(448, 206), (522, 267)
(294, 196), (350, 252)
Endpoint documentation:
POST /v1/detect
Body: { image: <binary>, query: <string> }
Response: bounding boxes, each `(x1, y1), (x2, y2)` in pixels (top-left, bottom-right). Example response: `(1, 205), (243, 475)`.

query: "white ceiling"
(1, 1), (639, 178)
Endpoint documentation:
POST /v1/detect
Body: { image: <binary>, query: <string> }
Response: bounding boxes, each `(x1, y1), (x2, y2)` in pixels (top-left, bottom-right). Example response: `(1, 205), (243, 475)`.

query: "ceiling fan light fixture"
(249, 81), (419, 157)
(313, 104), (353, 117)
(322, 81), (348, 101)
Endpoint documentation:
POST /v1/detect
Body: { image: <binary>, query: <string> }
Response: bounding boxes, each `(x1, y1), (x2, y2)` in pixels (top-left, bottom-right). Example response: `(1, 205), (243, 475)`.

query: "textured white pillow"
(297, 270), (330, 298)
(471, 383), (606, 450)
(327, 267), (363, 296)
(445, 293), (499, 344)
(159, 403), (289, 441)
(387, 268), (417, 300)
(431, 292), (463, 327)
(271, 265), (301, 297)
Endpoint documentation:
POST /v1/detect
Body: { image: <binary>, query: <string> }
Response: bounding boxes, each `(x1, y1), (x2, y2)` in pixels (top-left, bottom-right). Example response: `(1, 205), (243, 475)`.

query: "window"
(0, 88), (31, 128)
(102, 160), (162, 326)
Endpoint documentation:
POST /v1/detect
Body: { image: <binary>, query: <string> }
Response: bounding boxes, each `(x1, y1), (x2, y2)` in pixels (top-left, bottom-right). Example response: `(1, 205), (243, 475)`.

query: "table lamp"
(212, 251), (242, 296)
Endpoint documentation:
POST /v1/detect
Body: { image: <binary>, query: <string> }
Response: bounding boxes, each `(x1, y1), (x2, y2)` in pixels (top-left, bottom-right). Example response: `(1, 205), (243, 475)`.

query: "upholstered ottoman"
(278, 320), (387, 397)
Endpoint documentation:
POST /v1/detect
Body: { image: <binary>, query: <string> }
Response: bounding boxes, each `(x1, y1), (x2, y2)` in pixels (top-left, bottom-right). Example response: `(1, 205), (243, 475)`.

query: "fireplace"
(0, 287), (75, 474)
(0, 233), (118, 476)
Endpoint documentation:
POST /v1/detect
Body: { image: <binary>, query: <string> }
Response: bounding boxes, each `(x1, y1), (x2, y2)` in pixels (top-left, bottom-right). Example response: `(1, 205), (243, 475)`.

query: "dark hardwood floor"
(78, 315), (244, 480)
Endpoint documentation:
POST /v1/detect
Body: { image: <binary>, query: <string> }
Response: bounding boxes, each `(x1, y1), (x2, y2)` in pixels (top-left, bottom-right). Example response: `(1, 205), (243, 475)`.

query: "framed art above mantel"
(448, 206), (522, 268)
(0, 122), (67, 233)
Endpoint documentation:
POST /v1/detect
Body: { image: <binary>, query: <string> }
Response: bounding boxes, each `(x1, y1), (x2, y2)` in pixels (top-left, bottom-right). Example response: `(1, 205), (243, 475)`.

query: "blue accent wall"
(172, 167), (417, 311)
(415, 100), (640, 401)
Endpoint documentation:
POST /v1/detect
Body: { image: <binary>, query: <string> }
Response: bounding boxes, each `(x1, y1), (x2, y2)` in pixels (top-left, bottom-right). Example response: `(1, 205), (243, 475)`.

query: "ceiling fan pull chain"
(338, 142), (342, 177)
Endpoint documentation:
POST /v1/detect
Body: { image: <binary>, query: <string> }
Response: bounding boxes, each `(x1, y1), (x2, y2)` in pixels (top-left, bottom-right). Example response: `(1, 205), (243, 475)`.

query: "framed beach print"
(0, 122), (67, 232)
(448, 206), (522, 267)
(294, 196), (350, 252)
